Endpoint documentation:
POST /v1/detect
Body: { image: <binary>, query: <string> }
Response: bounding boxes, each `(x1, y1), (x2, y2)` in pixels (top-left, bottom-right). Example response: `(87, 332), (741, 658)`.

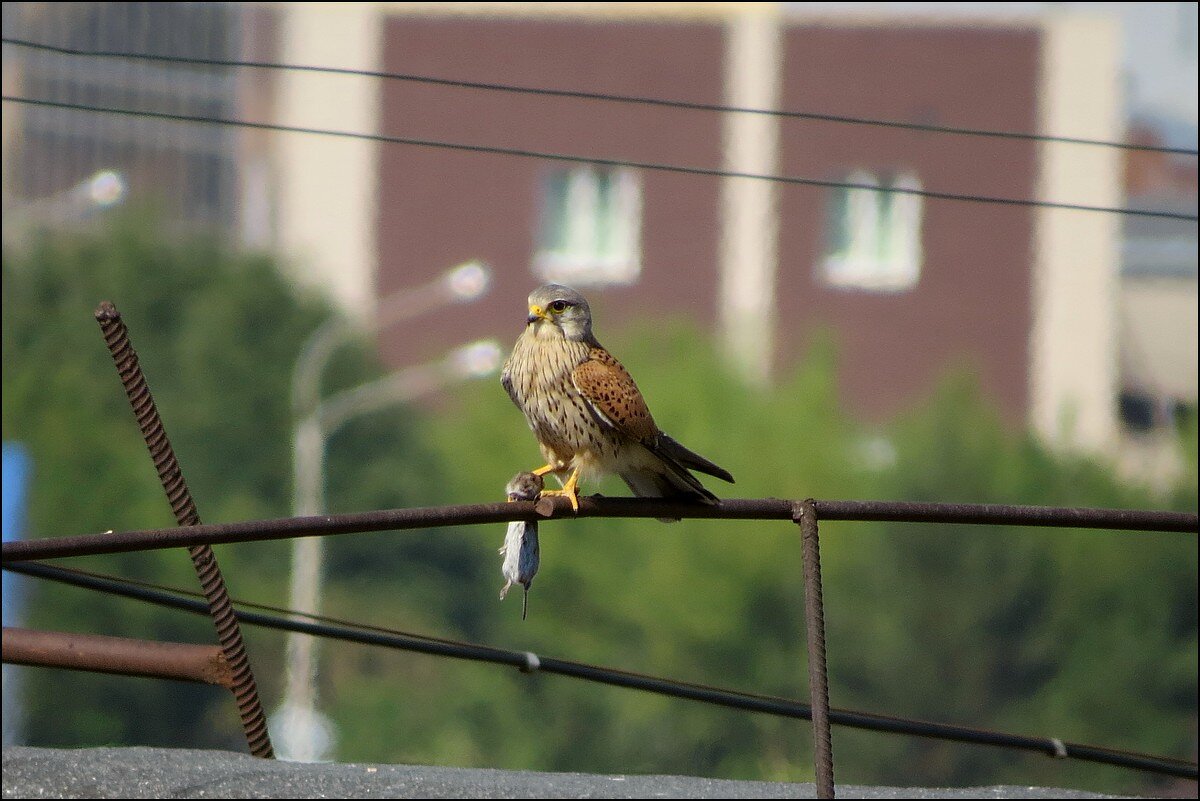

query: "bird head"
(525, 284), (592, 341)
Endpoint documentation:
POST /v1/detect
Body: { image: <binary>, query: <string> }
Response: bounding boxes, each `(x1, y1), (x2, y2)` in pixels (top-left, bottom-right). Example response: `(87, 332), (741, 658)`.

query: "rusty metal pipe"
(3, 499), (1194, 564)
(3, 627), (233, 687)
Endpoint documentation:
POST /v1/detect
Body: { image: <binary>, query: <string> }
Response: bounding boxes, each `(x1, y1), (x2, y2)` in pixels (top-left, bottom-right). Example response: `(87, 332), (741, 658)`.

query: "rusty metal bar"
(795, 500), (835, 798)
(4, 497), (1194, 563)
(3, 627), (233, 687)
(93, 301), (274, 759)
(808, 500), (1198, 529)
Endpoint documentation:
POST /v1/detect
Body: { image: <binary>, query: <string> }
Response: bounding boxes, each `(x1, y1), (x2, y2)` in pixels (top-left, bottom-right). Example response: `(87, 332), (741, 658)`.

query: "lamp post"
(273, 262), (493, 761)
(290, 261), (490, 422)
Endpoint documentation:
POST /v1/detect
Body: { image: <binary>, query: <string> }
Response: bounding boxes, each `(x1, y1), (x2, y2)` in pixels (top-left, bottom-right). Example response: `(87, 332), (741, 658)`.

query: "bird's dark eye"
(549, 300), (570, 313)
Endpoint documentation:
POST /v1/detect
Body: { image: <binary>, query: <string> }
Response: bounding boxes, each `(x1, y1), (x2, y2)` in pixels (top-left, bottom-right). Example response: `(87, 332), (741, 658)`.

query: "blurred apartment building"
(1, 2), (243, 229)
(253, 3), (1129, 456)
(4, 3), (1194, 473)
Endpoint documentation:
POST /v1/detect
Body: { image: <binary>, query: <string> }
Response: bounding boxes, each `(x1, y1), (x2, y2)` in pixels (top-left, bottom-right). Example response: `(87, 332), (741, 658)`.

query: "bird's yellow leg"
(537, 467), (581, 513)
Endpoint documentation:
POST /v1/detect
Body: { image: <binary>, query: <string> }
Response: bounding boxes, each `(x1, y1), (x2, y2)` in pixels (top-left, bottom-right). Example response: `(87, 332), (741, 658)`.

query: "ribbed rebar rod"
(795, 500), (835, 798)
(4, 497), (1194, 563)
(93, 301), (273, 758)
(3, 626), (233, 687)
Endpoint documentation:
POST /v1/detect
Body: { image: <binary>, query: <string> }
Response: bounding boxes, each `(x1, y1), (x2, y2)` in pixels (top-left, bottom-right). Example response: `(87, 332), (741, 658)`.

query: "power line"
(4, 94), (1196, 222)
(4, 35), (1196, 158)
(7, 560), (1196, 780)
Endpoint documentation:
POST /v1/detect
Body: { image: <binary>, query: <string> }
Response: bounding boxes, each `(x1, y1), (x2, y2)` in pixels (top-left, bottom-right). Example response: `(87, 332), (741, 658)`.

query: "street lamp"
(3, 170), (127, 245)
(273, 262), (493, 762)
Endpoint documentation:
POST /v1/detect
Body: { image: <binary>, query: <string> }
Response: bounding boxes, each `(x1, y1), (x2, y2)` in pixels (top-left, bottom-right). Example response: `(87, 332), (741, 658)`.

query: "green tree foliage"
(2, 218), (439, 750)
(827, 373), (1197, 793)
(3, 222), (1195, 795)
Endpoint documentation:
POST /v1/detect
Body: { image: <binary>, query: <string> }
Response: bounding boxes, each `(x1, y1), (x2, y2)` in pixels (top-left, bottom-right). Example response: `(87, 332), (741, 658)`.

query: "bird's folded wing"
(500, 361), (520, 408)
(571, 348), (660, 442)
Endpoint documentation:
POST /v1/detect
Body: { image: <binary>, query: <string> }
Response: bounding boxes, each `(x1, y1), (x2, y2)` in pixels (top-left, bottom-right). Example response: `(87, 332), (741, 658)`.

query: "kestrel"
(501, 284), (734, 513)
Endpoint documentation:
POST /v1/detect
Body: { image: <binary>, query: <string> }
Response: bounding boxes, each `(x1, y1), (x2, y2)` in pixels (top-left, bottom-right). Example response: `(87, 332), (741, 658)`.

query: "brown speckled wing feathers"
(571, 347), (659, 442)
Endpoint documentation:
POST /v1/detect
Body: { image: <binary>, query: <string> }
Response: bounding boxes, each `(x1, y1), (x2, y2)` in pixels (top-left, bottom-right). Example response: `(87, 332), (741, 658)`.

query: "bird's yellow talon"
(537, 468), (580, 513)
(537, 489), (580, 513)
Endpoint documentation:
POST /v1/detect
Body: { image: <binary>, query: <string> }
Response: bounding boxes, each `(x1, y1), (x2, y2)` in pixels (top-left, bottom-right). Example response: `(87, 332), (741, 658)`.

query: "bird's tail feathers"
(619, 462), (719, 505)
(619, 466), (712, 523)
(656, 434), (735, 484)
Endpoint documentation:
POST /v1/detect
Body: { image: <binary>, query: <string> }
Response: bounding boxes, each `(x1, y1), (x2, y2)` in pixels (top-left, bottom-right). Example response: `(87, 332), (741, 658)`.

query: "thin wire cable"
(3, 35), (1196, 157)
(3, 94), (1195, 222)
(20, 562), (482, 650)
(6, 560), (1196, 780)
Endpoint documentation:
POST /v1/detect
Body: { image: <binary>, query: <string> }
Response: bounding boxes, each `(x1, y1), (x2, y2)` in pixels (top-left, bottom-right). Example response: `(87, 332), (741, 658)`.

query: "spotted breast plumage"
(501, 284), (734, 513)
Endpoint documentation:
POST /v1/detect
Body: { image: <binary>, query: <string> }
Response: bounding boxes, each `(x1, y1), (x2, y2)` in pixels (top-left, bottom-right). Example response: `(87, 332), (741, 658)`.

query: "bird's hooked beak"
(527, 305), (547, 325)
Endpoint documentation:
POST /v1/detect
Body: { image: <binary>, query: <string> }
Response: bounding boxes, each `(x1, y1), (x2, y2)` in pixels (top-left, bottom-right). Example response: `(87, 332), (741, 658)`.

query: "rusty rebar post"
(94, 301), (274, 758)
(3, 627), (234, 687)
(795, 499), (834, 799)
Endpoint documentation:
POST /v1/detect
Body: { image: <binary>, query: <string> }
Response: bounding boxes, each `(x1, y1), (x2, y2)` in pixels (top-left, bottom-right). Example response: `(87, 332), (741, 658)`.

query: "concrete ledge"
(1, 746), (1136, 799)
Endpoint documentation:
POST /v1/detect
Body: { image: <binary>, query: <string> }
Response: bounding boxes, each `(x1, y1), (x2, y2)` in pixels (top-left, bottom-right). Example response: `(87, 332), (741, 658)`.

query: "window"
(533, 166), (642, 286)
(822, 170), (923, 292)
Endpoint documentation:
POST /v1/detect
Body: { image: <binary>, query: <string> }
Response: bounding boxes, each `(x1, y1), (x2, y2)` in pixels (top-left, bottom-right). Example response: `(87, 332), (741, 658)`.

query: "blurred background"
(1, 1), (1196, 795)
